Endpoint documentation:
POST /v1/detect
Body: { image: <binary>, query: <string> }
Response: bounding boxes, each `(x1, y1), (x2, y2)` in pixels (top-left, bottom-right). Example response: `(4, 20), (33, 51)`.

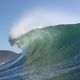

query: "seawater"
(0, 51), (80, 80)
(1, 24), (80, 80)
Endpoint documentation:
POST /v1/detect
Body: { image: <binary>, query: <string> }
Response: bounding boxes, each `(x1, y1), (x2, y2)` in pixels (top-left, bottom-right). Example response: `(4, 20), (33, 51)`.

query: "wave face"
(8, 24), (80, 80)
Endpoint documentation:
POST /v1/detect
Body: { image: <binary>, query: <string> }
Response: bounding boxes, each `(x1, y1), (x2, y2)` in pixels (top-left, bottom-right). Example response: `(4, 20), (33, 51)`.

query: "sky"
(0, 0), (80, 53)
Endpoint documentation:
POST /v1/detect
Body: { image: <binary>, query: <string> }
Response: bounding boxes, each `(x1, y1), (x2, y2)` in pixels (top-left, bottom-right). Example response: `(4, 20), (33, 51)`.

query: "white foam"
(9, 8), (80, 39)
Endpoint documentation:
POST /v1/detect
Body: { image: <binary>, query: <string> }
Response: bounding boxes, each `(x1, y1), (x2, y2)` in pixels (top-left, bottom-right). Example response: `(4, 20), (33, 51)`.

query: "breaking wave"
(1, 24), (80, 80)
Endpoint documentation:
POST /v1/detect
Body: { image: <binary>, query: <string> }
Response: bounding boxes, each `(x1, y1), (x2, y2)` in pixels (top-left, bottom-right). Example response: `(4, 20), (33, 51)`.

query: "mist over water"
(9, 8), (80, 40)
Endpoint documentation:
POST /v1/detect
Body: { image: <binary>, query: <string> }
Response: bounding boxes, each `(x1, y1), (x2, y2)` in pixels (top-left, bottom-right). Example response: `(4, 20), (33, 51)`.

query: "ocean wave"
(1, 24), (80, 80)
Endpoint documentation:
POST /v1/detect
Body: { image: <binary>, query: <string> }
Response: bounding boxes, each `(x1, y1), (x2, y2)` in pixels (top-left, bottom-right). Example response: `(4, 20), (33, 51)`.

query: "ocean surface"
(0, 24), (80, 80)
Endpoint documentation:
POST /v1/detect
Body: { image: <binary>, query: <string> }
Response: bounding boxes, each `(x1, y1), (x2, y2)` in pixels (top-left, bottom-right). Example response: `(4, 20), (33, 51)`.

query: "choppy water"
(1, 24), (80, 80)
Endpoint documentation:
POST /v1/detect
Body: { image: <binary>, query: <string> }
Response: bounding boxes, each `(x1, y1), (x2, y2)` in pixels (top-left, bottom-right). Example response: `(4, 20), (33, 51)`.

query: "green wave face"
(9, 24), (80, 80)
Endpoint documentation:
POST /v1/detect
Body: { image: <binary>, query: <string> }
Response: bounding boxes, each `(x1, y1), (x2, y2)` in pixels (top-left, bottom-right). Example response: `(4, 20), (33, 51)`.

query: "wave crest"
(8, 24), (80, 80)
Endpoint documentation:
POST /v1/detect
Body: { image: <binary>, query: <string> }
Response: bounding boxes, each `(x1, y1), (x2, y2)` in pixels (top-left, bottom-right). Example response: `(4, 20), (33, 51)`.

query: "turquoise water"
(1, 24), (80, 80)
